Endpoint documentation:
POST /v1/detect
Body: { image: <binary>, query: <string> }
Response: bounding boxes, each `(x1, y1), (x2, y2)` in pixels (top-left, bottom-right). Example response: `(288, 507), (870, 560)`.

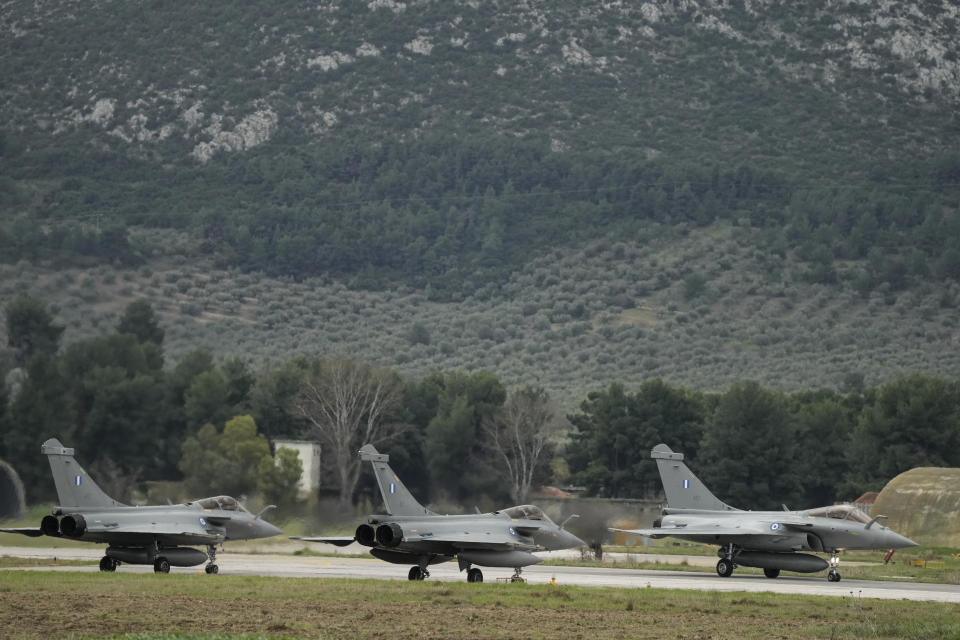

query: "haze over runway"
(2, 545), (957, 603)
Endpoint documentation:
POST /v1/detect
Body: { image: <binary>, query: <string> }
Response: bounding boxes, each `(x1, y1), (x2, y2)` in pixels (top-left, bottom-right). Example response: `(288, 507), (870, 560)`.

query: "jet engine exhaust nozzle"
(355, 523), (377, 547)
(59, 514), (86, 537)
(40, 515), (61, 537)
(375, 523), (403, 547)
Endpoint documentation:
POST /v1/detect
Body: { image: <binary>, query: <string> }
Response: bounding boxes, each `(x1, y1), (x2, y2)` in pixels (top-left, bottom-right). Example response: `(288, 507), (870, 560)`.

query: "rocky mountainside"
(2, 1), (959, 397)
(4, 1), (958, 169)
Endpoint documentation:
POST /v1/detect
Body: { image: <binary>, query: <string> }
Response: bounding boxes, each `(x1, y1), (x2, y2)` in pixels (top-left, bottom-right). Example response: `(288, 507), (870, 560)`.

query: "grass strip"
(0, 570), (957, 639)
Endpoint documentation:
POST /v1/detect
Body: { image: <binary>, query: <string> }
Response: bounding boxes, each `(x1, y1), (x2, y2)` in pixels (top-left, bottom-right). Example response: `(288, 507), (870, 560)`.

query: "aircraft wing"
(403, 531), (533, 550)
(82, 522), (224, 546)
(289, 536), (356, 547)
(611, 523), (781, 538)
(0, 527), (45, 538)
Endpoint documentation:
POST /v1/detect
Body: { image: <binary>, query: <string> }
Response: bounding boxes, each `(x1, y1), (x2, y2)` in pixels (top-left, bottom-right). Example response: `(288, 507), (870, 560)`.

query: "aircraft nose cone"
(562, 529), (586, 549)
(257, 520), (283, 539)
(894, 532), (919, 548)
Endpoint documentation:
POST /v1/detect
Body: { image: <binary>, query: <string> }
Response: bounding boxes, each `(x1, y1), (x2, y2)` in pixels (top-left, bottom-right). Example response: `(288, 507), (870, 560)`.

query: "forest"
(4, 136), (960, 302)
(3, 294), (957, 514)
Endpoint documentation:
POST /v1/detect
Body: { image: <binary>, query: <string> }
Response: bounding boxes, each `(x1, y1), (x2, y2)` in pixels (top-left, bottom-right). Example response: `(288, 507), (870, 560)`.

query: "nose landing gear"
(205, 545), (219, 575)
(827, 552), (841, 582)
(716, 544), (737, 577)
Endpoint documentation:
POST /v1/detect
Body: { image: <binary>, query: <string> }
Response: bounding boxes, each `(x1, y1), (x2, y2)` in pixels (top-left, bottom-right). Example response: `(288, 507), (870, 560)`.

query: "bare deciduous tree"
(483, 387), (569, 504)
(292, 357), (403, 506)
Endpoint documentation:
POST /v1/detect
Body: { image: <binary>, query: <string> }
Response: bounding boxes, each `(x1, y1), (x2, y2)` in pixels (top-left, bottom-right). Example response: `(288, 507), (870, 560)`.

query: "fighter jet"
(291, 444), (584, 583)
(611, 444), (918, 582)
(0, 438), (282, 573)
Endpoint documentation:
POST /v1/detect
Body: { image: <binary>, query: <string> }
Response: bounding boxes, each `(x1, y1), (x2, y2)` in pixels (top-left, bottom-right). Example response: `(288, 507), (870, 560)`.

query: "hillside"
(2, 221), (958, 403)
(2, 1), (960, 397)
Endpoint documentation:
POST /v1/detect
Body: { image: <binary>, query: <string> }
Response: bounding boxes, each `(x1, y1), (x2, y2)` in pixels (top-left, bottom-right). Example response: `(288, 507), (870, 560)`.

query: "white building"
(273, 440), (321, 499)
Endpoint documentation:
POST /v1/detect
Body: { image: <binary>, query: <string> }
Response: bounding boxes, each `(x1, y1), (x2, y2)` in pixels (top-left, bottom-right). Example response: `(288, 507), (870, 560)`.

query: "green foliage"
(698, 381), (803, 509)
(789, 390), (858, 506)
(116, 299), (165, 346)
(568, 380), (706, 498)
(250, 358), (309, 439)
(4, 294), (64, 366)
(407, 322), (431, 346)
(2, 354), (74, 502)
(257, 446), (303, 509)
(179, 415), (271, 497)
(184, 370), (233, 432)
(843, 375), (960, 495)
(422, 371), (507, 501)
(682, 273), (707, 301)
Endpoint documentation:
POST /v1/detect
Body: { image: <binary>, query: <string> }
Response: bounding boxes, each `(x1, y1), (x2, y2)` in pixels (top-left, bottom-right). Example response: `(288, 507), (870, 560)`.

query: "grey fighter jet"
(0, 438), (282, 573)
(291, 444), (584, 583)
(611, 444), (918, 582)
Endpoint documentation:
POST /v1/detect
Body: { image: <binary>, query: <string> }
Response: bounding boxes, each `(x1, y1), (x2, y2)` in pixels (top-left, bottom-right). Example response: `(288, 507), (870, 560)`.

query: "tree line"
(2, 294), (958, 513)
(3, 135), (959, 301)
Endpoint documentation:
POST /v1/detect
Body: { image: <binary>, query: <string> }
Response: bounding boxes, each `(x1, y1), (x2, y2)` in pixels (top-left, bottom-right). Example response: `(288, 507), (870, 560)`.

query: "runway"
(2, 545), (958, 603)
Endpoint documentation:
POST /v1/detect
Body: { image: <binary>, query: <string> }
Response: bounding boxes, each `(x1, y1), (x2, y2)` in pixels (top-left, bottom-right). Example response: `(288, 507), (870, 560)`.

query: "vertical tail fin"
(651, 444), (737, 511)
(42, 438), (125, 509)
(359, 444), (433, 517)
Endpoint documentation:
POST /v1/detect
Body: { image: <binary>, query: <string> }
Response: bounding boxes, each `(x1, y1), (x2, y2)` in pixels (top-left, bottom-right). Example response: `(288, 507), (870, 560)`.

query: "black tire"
(763, 568), (780, 579)
(408, 566), (424, 581)
(205, 564), (219, 575)
(154, 558), (171, 574)
(828, 571), (841, 582)
(716, 558), (734, 578)
(99, 556), (116, 572)
(467, 568), (483, 583)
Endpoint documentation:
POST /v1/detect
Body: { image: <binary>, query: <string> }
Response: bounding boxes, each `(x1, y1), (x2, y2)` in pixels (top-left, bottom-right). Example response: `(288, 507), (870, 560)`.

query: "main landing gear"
(99, 556), (119, 572)
(153, 557), (171, 574)
(509, 567), (526, 583)
(466, 568), (483, 583)
(827, 552), (841, 582)
(205, 544), (219, 575)
(408, 565), (430, 581)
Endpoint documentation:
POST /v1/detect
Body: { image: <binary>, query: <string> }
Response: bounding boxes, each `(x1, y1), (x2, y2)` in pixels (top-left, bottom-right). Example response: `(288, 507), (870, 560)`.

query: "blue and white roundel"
(770, 522), (781, 531)
(509, 526), (517, 536)
(199, 517), (207, 527)
(74, 475), (82, 487)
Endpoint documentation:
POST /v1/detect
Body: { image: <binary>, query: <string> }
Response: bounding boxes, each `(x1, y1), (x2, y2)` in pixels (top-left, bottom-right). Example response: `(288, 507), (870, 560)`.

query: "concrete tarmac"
(2, 545), (958, 603)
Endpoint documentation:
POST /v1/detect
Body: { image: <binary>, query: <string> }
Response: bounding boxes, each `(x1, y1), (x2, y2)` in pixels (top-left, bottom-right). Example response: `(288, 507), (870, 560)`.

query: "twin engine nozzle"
(355, 522), (403, 548)
(41, 514), (86, 538)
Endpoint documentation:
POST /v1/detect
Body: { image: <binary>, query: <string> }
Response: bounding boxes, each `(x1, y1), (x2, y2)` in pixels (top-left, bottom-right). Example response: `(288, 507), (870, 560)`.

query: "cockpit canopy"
(500, 505), (553, 523)
(804, 504), (871, 524)
(194, 496), (248, 512)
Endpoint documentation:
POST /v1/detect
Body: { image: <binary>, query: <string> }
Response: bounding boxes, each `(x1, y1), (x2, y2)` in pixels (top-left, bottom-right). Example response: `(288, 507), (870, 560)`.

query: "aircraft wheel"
(716, 558), (734, 578)
(154, 558), (171, 574)
(205, 564), (219, 575)
(763, 568), (780, 579)
(99, 556), (117, 572)
(827, 571), (841, 582)
(408, 566), (425, 581)
(467, 568), (483, 583)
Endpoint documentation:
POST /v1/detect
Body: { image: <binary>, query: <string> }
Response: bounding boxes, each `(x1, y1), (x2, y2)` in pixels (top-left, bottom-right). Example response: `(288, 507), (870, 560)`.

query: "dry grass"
(0, 571), (957, 639)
